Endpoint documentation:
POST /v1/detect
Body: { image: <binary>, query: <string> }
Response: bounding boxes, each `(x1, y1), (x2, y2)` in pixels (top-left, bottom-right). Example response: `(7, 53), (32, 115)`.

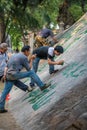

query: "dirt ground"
(0, 81), (23, 130)
(0, 112), (23, 130)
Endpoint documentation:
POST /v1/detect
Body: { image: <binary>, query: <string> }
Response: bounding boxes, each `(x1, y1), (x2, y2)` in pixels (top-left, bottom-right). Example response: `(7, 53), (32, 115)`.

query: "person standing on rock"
(0, 45), (50, 113)
(30, 45), (64, 88)
(35, 27), (58, 47)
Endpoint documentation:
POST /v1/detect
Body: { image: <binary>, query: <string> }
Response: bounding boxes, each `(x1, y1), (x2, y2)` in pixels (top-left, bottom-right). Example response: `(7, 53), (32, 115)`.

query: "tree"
(57, 0), (87, 29)
(57, 0), (75, 29)
(81, 0), (86, 12)
(0, 0), (87, 48)
(0, 0), (44, 46)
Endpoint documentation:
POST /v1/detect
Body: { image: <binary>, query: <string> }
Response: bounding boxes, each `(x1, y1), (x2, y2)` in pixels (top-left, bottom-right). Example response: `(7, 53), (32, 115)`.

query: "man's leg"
(0, 81), (13, 111)
(7, 70), (50, 91)
(14, 80), (32, 92)
(49, 58), (55, 74)
(49, 58), (59, 74)
(14, 80), (28, 91)
(30, 57), (40, 87)
(12, 70), (45, 88)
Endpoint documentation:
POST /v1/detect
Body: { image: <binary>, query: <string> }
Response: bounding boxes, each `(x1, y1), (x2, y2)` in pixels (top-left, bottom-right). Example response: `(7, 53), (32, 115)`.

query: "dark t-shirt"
(40, 28), (54, 38)
(33, 46), (54, 59)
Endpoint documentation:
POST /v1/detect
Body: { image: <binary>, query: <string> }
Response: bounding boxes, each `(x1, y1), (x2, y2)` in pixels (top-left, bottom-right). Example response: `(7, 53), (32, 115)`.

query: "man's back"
(33, 46), (49, 59)
(40, 28), (54, 38)
(7, 53), (30, 74)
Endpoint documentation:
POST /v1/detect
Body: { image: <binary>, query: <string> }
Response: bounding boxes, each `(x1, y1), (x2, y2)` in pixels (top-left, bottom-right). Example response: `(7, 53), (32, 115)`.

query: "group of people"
(0, 29), (64, 113)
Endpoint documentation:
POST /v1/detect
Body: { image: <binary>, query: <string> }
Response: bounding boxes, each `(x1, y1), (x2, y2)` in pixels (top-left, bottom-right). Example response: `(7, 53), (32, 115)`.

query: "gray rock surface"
(8, 13), (87, 130)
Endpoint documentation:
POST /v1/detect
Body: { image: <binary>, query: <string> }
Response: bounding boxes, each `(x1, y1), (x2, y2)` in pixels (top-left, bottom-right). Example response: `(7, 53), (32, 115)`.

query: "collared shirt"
(7, 52), (30, 75)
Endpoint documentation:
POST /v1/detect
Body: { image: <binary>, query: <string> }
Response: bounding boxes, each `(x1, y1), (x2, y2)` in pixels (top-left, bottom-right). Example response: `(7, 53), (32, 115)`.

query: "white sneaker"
(27, 86), (33, 92)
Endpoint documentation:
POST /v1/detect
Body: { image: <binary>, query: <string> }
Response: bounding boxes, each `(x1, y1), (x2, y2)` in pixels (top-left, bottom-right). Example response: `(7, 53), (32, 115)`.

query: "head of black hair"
(21, 45), (30, 52)
(54, 45), (64, 53)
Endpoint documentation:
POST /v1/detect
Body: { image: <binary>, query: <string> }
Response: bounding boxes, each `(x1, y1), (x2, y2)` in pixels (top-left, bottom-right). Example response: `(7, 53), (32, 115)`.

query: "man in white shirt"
(30, 45), (64, 87)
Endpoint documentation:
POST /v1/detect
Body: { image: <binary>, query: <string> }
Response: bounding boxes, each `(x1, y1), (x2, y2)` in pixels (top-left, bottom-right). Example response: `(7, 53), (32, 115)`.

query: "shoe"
(0, 109), (8, 113)
(40, 83), (51, 91)
(50, 69), (59, 74)
(27, 86), (33, 92)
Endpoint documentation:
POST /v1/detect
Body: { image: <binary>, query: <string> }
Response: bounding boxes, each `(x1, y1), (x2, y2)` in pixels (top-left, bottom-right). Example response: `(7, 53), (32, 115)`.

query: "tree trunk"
(81, 0), (86, 13)
(0, 21), (5, 43)
(57, 0), (75, 30)
(0, 12), (6, 44)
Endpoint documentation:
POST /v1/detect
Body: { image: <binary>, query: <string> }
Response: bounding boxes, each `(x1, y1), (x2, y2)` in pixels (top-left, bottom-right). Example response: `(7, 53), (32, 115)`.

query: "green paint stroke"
(32, 91), (55, 111)
(63, 62), (87, 78)
(32, 91), (55, 105)
(22, 83), (57, 110)
(28, 83), (57, 104)
(32, 98), (51, 111)
(28, 89), (49, 104)
(62, 62), (78, 78)
(70, 64), (84, 77)
(84, 30), (87, 34)
(74, 37), (81, 41)
(22, 89), (41, 102)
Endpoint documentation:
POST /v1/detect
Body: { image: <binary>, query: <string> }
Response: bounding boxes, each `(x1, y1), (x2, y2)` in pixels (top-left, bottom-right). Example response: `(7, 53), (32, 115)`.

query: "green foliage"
(0, 0), (87, 48)
(69, 4), (84, 21)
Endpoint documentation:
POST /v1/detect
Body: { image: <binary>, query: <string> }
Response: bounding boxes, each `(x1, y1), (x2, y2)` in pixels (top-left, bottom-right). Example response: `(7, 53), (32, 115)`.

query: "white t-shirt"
(48, 47), (54, 56)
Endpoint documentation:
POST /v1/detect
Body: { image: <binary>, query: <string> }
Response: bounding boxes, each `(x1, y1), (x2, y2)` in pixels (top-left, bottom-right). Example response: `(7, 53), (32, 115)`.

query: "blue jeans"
(14, 80), (28, 91)
(30, 57), (54, 86)
(0, 70), (44, 110)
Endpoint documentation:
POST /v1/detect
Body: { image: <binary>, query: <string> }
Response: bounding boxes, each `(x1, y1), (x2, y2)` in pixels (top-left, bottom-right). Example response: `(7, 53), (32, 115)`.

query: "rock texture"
(36, 79), (87, 130)
(6, 13), (87, 130)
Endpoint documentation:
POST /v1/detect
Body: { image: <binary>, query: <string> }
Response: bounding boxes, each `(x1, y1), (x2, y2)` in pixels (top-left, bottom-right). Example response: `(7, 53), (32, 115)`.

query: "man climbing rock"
(0, 45), (50, 113)
(30, 45), (64, 88)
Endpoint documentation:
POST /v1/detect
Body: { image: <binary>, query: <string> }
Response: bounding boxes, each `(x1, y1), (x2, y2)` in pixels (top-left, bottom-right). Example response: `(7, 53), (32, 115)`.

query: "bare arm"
(48, 58), (64, 65)
(29, 54), (36, 68)
(2, 67), (8, 81)
(4, 67), (8, 76)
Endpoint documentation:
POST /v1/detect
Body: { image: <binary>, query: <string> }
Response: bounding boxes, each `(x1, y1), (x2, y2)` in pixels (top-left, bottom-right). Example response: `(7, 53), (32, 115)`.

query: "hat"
(0, 43), (8, 49)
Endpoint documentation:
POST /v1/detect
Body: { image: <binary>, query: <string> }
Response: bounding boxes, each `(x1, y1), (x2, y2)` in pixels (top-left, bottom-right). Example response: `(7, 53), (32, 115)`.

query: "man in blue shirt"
(0, 45), (50, 113)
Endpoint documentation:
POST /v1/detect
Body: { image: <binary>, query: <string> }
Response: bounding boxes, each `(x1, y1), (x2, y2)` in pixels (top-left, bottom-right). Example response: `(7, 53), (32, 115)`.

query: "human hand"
(57, 60), (64, 65)
(1, 75), (6, 82)
(31, 54), (36, 60)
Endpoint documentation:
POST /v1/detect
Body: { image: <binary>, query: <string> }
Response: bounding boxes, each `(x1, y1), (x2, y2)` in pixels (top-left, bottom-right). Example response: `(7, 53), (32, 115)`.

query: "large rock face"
(9, 13), (87, 130)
